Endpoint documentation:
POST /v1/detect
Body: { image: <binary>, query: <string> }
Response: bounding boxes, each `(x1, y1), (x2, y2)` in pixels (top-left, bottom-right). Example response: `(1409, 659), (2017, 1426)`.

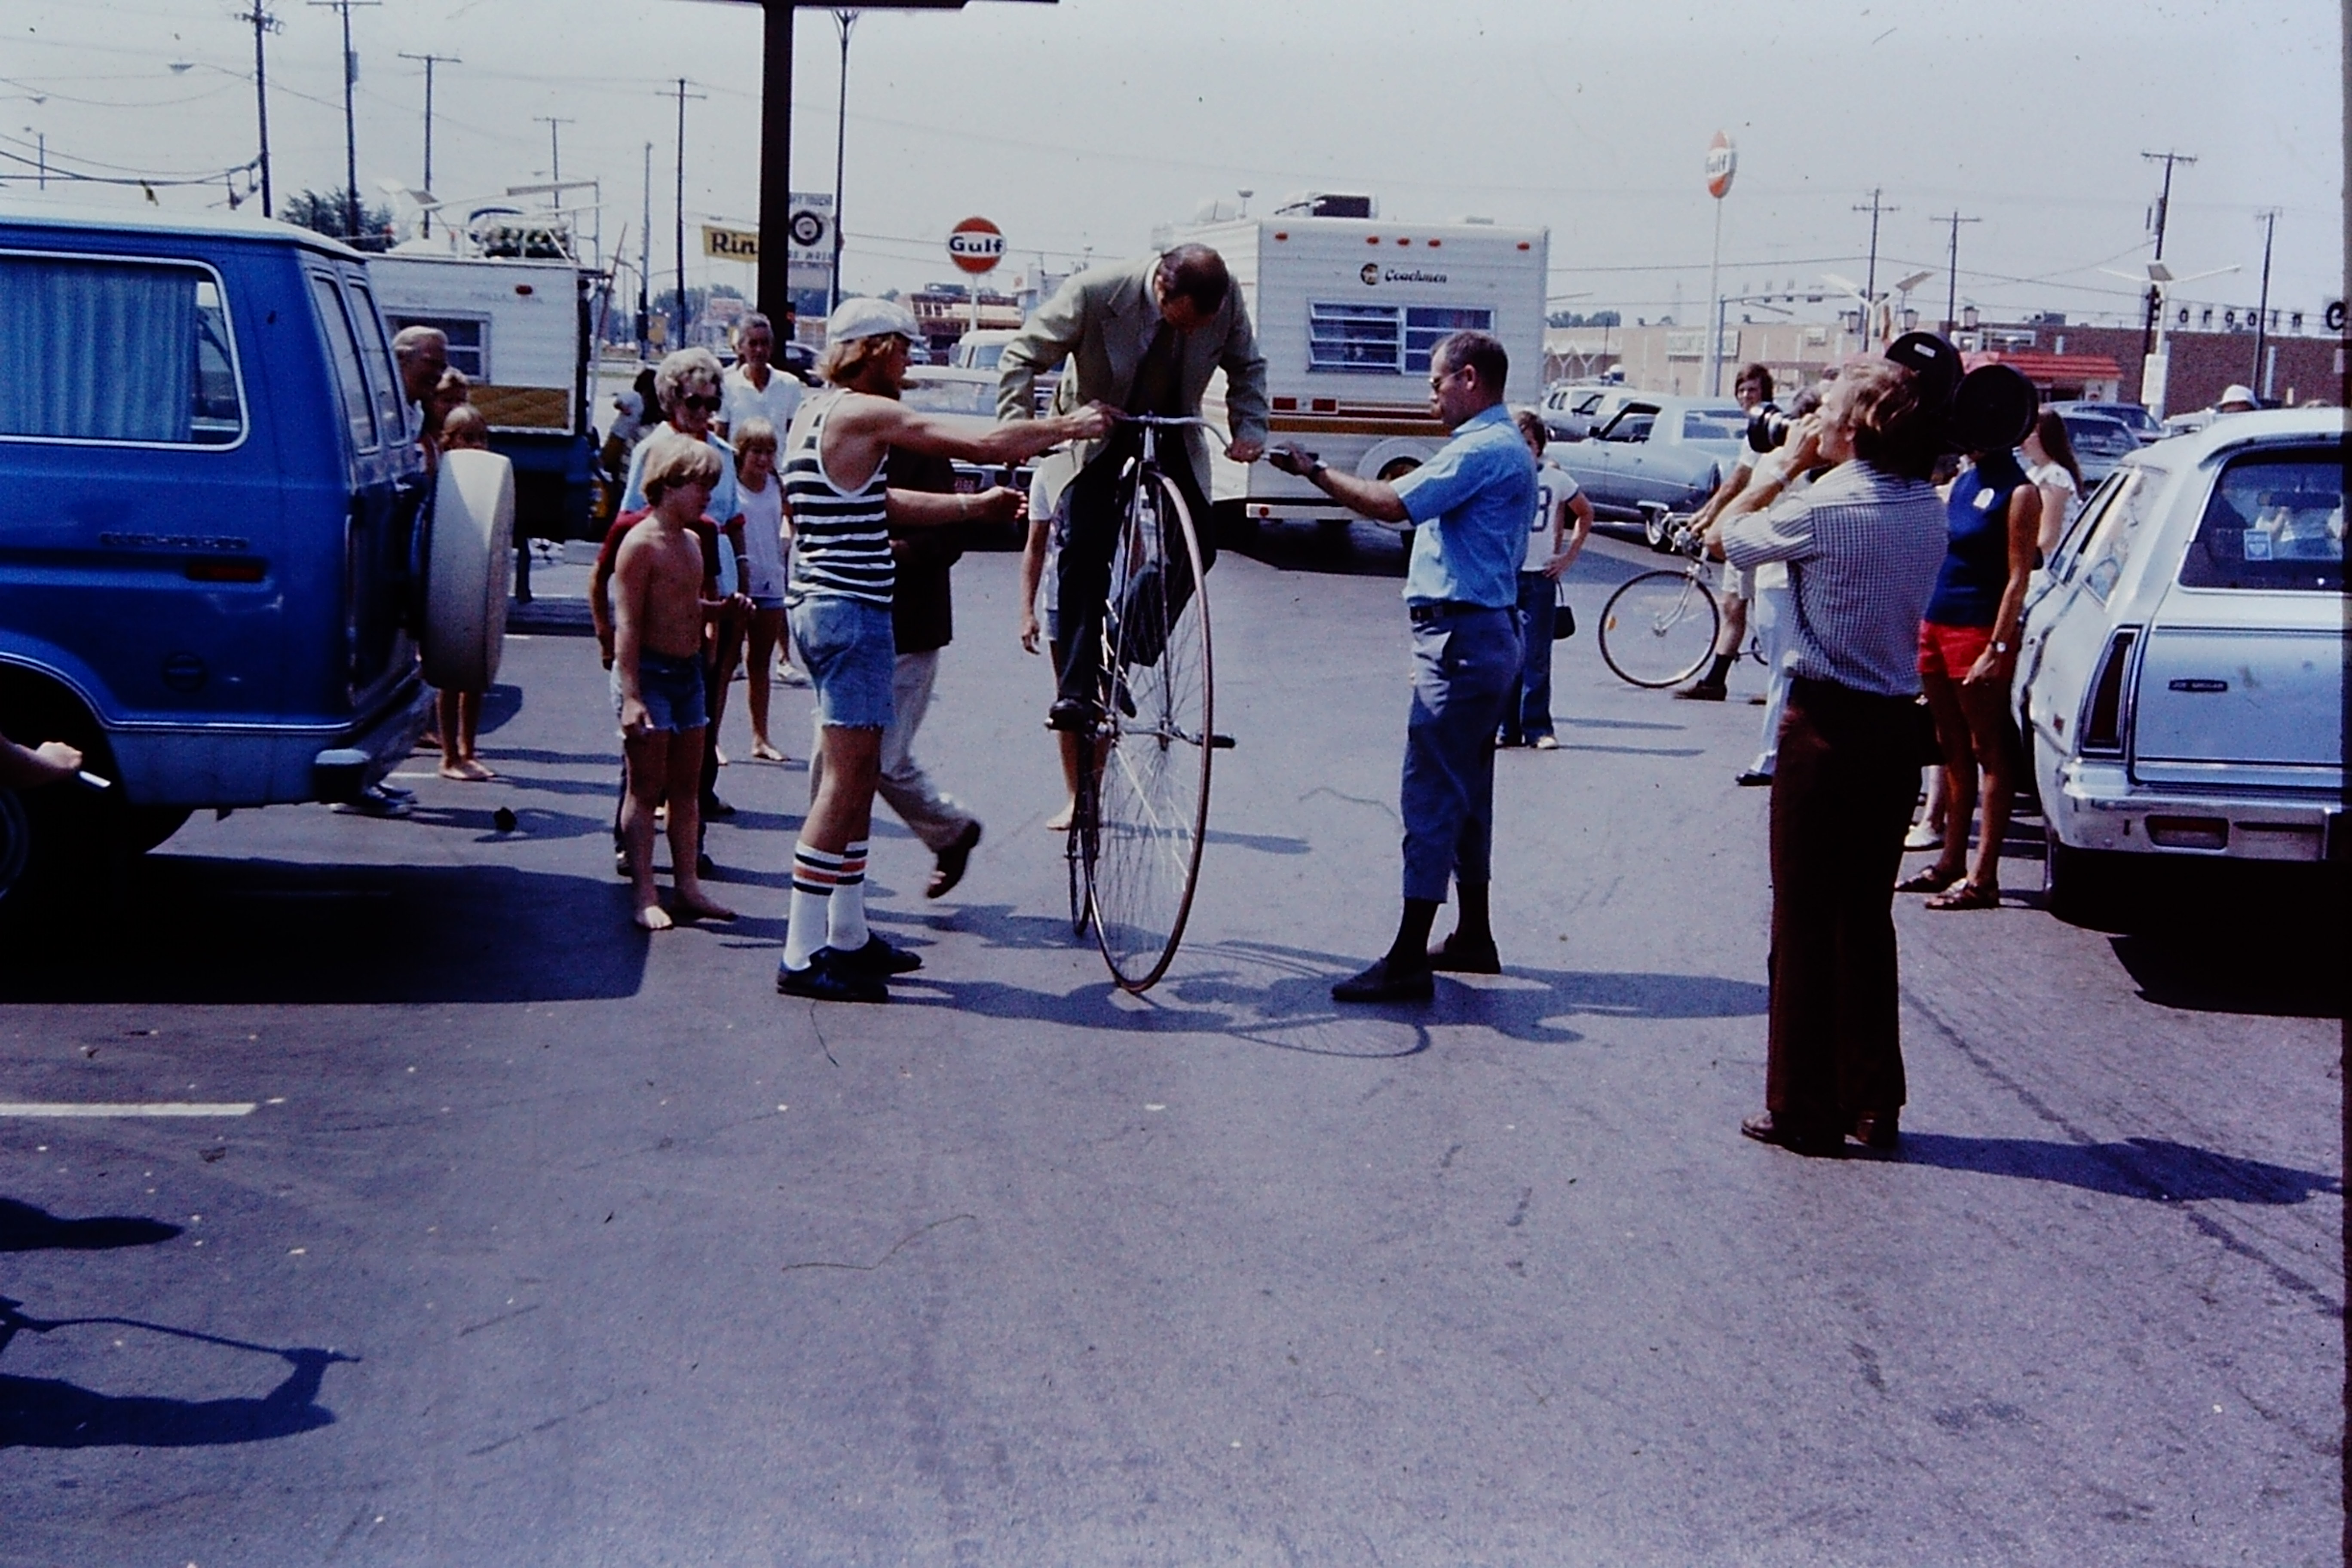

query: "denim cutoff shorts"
(788, 594), (896, 729)
(611, 649), (708, 733)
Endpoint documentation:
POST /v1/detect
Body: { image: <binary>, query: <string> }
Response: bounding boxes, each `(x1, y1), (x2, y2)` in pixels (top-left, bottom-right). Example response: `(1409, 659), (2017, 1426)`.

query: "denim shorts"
(612, 649), (708, 733)
(750, 594), (785, 612)
(788, 594), (895, 729)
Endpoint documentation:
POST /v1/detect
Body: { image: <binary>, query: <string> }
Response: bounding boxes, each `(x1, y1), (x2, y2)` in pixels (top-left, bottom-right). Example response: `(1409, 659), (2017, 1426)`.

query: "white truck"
(1168, 206), (1549, 529)
(369, 245), (597, 548)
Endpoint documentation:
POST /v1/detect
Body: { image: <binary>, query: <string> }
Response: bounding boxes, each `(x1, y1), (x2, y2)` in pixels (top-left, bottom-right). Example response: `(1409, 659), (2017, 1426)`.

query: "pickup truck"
(1552, 395), (1749, 548)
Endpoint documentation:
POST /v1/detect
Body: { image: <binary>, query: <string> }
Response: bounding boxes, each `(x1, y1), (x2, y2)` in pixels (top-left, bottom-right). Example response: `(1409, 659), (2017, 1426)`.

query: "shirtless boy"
(609, 433), (738, 931)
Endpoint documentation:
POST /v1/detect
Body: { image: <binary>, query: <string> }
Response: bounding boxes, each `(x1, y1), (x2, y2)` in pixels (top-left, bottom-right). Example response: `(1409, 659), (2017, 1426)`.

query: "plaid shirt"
(1720, 460), (1947, 698)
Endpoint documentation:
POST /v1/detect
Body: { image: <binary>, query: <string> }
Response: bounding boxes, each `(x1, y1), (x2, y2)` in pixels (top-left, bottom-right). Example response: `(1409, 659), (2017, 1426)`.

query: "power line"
(1935, 212), (1982, 333)
(307, 0), (380, 238)
(398, 52), (459, 235)
(234, 7), (279, 215)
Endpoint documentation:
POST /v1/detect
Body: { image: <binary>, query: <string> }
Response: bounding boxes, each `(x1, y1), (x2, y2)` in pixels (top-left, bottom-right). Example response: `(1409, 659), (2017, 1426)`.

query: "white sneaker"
(777, 662), (812, 688)
(1530, 735), (1559, 750)
(1902, 822), (1942, 851)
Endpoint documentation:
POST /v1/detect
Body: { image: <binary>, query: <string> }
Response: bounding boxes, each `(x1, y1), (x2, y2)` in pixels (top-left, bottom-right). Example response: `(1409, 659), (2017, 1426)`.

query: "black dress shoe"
(927, 820), (982, 899)
(1332, 957), (1434, 1003)
(1674, 680), (1727, 702)
(1739, 1112), (1845, 1157)
(701, 793), (736, 819)
(1736, 769), (1774, 787)
(776, 949), (889, 1003)
(1426, 933), (1501, 973)
(1850, 1109), (1901, 1150)
(1046, 697), (1098, 733)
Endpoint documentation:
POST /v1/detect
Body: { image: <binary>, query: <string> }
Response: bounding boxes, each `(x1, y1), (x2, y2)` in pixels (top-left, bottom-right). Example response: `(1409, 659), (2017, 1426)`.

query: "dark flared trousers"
(1764, 676), (1921, 1131)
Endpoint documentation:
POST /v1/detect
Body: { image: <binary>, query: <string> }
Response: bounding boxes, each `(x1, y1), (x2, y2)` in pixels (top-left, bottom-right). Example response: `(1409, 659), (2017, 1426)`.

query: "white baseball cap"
(826, 296), (920, 345)
(2216, 384), (2257, 409)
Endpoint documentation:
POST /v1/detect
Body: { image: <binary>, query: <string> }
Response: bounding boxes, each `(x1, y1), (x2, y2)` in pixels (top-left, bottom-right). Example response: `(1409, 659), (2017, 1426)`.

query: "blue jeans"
(788, 594), (896, 730)
(1501, 571), (1557, 743)
(1400, 606), (1520, 904)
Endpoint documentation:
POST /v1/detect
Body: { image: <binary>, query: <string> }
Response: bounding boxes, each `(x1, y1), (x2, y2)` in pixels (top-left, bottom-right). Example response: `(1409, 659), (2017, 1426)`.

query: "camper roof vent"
(1274, 192), (1375, 220)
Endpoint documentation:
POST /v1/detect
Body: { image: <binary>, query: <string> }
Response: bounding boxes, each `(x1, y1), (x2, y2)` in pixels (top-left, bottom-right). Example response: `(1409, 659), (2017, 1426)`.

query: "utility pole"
(2140, 150), (2197, 356)
(640, 140), (654, 354)
(1936, 211), (1980, 335)
(1853, 188), (1896, 323)
(2250, 208), (2278, 399)
(830, 9), (858, 315)
(535, 114), (575, 187)
(236, 6), (279, 216)
(398, 51), (458, 238)
(309, 0), (381, 240)
(671, 80), (707, 347)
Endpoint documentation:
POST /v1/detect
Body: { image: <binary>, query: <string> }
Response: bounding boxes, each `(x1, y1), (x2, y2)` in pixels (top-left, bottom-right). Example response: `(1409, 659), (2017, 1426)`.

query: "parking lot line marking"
(0, 1102), (258, 1118)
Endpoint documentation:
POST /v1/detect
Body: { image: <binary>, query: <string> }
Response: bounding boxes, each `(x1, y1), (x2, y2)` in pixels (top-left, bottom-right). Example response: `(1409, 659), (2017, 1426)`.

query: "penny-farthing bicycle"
(1065, 413), (1233, 992)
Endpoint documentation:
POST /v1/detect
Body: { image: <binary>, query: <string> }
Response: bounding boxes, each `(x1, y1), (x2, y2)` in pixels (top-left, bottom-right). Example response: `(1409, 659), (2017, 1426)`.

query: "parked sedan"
(2057, 409), (2142, 486)
(1537, 382), (1636, 445)
(1551, 395), (1749, 548)
(2050, 399), (2160, 444)
(2015, 408), (2346, 925)
(897, 366), (1032, 545)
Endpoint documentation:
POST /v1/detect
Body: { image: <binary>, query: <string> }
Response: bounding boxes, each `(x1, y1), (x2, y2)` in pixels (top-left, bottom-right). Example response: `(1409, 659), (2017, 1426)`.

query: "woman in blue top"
(1900, 445), (2040, 910)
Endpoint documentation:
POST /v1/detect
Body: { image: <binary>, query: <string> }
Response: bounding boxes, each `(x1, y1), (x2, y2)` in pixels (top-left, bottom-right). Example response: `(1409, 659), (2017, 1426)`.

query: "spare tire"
(421, 448), (514, 691)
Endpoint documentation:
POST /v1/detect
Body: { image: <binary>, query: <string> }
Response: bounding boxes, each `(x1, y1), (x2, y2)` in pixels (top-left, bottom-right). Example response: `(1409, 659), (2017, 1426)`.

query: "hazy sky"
(4, 0), (2342, 328)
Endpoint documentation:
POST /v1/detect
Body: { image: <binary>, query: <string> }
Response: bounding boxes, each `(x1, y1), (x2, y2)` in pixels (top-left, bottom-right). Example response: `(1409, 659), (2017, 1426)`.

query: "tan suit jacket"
(997, 254), (1269, 502)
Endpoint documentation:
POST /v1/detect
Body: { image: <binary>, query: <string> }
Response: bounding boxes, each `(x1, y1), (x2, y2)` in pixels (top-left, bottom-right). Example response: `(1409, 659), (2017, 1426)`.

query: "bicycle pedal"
(1210, 733), (1236, 750)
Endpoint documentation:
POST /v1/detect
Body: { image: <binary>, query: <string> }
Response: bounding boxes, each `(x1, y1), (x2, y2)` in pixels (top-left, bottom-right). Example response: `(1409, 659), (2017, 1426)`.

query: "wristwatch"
(1306, 459), (1329, 481)
(1992, 640), (2011, 653)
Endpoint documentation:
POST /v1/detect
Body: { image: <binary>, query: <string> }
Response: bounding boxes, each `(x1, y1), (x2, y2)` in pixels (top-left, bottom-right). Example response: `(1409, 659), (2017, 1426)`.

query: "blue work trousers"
(1400, 606), (1521, 904)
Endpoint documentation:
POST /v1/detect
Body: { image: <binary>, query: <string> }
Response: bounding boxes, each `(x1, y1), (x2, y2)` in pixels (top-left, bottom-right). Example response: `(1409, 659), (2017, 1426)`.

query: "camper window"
(388, 314), (488, 381)
(1308, 302), (1494, 377)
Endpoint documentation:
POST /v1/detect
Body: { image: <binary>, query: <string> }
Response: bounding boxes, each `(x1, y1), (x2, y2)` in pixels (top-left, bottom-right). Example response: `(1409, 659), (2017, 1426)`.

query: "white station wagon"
(2016, 408), (2346, 923)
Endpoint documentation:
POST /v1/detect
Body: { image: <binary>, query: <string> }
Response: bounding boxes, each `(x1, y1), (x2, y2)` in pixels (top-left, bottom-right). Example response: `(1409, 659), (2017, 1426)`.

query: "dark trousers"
(1501, 571), (1557, 744)
(1051, 428), (1216, 707)
(1764, 677), (1920, 1130)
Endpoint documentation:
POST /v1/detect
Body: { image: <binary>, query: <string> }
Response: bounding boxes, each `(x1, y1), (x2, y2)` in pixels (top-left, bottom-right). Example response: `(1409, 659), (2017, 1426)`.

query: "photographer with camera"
(1673, 364), (1778, 702)
(1706, 342), (1954, 1156)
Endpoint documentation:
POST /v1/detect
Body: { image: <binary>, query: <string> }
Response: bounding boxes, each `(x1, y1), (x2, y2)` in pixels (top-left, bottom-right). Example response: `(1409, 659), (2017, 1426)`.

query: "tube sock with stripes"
(827, 840), (870, 952)
(784, 842), (845, 970)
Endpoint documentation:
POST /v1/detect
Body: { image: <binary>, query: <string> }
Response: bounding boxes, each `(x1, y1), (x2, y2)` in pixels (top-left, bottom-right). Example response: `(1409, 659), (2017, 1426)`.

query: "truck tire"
(420, 448), (515, 692)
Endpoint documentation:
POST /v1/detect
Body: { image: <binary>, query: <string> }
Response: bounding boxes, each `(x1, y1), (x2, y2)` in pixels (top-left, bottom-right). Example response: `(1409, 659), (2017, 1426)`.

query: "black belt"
(1407, 600), (1500, 625)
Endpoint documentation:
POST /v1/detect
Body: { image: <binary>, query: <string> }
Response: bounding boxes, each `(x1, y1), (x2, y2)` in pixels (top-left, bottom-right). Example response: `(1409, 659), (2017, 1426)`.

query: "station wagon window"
(310, 272), (379, 452)
(386, 312), (487, 380)
(2177, 447), (2345, 592)
(0, 254), (244, 446)
(2069, 466), (2162, 605)
(343, 279), (410, 443)
(1306, 303), (1493, 375)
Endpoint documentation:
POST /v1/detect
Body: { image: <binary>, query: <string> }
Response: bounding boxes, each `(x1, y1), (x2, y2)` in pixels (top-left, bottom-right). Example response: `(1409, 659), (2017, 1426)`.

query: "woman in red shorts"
(1901, 444), (2040, 909)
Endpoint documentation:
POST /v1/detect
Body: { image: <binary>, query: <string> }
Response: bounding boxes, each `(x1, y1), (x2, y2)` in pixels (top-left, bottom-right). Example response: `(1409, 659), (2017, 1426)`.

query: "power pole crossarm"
(398, 51), (459, 238)
(235, 6), (280, 217)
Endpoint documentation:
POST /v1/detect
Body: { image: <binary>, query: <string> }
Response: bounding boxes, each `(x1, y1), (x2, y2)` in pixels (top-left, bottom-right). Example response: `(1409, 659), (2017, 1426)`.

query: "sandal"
(1924, 881), (2000, 911)
(1894, 865), (1964, 894)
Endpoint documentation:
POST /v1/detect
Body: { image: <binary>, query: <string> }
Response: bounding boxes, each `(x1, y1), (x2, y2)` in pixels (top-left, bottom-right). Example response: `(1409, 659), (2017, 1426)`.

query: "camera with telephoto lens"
(1744, 334), (2037, 457)
(1747, 407), (1795, 454)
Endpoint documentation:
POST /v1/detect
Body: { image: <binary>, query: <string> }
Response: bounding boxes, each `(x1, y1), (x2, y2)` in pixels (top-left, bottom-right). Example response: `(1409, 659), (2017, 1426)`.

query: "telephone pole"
(830, 9), (858, 315)
(1936, 211), (1980, 335)
(236, 7), (280, 216)
(309, 0), (381, 239)
(670, 79), (707, 347)
(534, 114), (575, 186)
(2140, 150), (2197, 355)
(397, 51), (458, 237)
(640, 140), (654, 353)
(1853, 188), (1896, 320)
(2250, 208), (2279, 398)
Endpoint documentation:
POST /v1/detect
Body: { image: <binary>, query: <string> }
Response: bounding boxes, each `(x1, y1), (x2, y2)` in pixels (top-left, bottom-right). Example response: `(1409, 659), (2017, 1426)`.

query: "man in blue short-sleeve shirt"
(1270, 330), (1536, 1002)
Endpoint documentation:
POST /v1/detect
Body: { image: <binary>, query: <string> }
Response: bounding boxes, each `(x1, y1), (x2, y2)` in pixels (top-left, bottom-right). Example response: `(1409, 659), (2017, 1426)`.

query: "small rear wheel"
(1599, 570), (1721, 689)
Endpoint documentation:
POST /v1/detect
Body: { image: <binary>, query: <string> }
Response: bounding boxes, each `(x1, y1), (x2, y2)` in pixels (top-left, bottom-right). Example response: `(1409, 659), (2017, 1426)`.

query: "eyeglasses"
(678, 395), (722, 412)
(1427, 367), (1464, 392)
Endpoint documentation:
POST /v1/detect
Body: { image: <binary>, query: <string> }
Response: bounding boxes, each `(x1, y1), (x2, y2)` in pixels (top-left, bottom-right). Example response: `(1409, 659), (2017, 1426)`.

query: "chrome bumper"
(2052, 758), (2343, 863)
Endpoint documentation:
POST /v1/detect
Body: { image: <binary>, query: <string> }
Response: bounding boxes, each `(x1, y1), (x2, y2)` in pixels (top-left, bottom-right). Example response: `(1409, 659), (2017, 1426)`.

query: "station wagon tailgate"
(2133, 616), (2343, 790)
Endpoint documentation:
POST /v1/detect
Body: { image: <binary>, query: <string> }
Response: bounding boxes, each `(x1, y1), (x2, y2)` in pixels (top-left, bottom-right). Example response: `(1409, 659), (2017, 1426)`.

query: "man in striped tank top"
(776, 298), (1115, 1002)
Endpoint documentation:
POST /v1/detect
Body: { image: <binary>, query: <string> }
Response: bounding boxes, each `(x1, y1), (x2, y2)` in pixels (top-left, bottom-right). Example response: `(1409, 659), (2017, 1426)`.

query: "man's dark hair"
(1736, 362), (1774, 398)
(1839, 359), (1942, 481)
(1156, 244), (1231, 312)
(1435, 330), (1508, 397)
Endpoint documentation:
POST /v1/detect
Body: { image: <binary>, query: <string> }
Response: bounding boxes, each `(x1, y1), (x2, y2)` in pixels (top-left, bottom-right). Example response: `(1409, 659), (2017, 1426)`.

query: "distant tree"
(282, 187), (397, 251)
(1547, 309), (1623, 329)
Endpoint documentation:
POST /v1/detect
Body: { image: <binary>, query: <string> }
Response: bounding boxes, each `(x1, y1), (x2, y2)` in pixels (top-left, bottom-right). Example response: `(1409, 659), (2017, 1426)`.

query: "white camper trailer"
(1173, 208), (1549, 528)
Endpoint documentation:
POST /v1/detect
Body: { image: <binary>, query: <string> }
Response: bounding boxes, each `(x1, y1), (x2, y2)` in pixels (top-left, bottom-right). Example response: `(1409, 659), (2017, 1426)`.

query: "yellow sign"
(702, 224), (759, 262)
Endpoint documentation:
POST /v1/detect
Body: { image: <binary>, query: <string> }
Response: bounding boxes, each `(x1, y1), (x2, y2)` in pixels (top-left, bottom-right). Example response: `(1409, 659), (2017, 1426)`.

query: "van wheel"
(2045, 838), (2132, 930)
(421, 449), (516, 692)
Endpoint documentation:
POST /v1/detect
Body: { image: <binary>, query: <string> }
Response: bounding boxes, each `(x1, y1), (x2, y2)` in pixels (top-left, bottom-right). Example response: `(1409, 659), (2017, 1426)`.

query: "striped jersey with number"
(782, 390), (893, 607)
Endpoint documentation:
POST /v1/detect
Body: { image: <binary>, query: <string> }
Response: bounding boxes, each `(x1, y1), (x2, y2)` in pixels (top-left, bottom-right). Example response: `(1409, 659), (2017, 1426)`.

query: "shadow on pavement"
(1, 1212), (351, 1450)
(0, 859), (647, 1004)
(2107, 928), (2347, 1020)
(1890, 1135), (2341, 1206)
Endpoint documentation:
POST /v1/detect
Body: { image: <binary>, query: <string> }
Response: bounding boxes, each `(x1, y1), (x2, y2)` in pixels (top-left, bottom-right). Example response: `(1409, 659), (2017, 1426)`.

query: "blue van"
(0, 196), (506, 910)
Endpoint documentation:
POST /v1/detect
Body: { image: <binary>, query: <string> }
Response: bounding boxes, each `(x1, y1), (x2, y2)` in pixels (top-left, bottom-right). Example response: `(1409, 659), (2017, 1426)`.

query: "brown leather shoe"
(1740, 1112), (1845, 1157)
(1849, 1109), (1901, 1150)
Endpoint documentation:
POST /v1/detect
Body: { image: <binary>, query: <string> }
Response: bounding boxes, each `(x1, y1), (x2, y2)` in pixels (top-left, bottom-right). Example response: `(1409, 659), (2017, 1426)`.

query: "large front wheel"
(1087, 471), (1214, 991)
(1598, 569), (1721, 688)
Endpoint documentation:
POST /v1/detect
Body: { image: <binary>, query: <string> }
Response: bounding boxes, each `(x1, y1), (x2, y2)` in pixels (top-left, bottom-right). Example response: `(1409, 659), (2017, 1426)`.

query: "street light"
(2099, 257), (2240, 417)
